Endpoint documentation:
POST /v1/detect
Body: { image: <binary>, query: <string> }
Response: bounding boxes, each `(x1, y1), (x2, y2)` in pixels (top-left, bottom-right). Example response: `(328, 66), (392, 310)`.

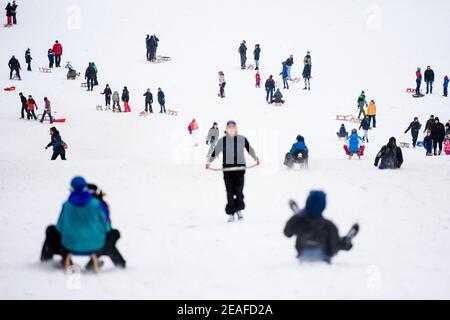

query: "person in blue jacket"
(280, 62), (289, 89)
(157, 87), (166, 113)
(359, 116), (370, 142)
(443, 75), (449, 97)
(344, 129), (365, 158)
(40, 176), (126, 270)
(25, 48), (32, 71)
(47, 49), (55, 68)
(423, 130), (433, 156)
(284, 135), (309, 168)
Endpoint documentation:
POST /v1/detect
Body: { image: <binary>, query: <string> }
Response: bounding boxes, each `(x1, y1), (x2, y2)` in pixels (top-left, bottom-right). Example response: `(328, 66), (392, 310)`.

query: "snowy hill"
(0, 0), (449, 299)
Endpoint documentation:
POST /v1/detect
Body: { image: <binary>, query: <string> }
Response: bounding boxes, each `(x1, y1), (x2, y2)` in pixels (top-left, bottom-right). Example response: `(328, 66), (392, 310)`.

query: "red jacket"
(255, 73), (261, 84)
(53, 43), (63, 55)
(27, 99), (37, 111)
(188, 120), (199, 132)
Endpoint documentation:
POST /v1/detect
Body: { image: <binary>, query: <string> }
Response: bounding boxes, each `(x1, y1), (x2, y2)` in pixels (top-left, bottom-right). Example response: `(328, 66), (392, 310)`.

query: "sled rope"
(208, 163), (259, 172)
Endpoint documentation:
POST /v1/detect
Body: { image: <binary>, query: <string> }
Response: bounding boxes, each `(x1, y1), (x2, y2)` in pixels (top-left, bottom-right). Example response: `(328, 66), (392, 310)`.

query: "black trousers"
(10, 67), (20, 79)
(12, 12), (16, 24)
(433, 140), (443, 155)
(87, 78), (94, 91)
(40, 111), (53, 123)
(145, 101), (153, 112)
(412, 132), (418, 147)
(51, 149), (66, 160)
(223, 171), (245, 215)
(27, 109), (37, 120)
(21, 103), (27, 118)
(40, 226), (126, 267)
(55, 55), (61, 67)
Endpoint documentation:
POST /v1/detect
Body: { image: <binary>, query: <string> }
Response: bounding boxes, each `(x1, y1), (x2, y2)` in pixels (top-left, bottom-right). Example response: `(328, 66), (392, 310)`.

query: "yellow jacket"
(367, 102), (377, 116)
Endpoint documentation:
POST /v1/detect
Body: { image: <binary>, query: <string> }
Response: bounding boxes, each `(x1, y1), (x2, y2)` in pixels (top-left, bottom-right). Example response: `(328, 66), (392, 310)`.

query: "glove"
(342, 237), (353, 251)
(45, 146), (48, 150)
(206, 141), (209, 145)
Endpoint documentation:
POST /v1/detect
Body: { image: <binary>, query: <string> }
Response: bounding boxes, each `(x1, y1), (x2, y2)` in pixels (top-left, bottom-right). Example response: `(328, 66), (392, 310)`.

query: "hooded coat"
(374, 138), (403, 169)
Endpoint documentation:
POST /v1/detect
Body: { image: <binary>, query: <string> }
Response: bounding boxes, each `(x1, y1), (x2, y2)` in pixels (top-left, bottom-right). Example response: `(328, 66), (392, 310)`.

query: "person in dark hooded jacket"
(8, 55), (21, 80)
(404, 117), (422, 147)
(85, 63), (95, 91)
(5, 2), (13, 25)
(431, 117), (445, 155)
(284, 191), (355, 263)
(45, 127), (66, 160)
(143, 89), (153, 113)
(284, 135), (309, 168)
(337, 124), (348, 138)
(40, 176), (126, 270)
(374, 137), (403, 169)
(238, 40), (247, 69)
(25, 48), (32, 71)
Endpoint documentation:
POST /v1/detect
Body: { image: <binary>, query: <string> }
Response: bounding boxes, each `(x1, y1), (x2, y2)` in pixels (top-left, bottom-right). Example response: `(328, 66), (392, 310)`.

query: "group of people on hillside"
(145, 34), (159, 61)
(18, 92), (53, 123)
(415, 66), (448, 97)
(405, 115), (449, 156)
(99, 85), (166, 114)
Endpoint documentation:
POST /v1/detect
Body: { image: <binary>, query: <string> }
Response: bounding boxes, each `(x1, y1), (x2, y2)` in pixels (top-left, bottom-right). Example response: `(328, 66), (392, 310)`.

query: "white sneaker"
(227, 215), (235, 223)
(236, 211), (244, 221)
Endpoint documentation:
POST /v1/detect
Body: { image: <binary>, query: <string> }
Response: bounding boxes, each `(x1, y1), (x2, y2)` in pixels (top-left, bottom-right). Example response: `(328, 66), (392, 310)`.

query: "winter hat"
(445, 75), (449, 80)
(351, 128), (357, 134)
(213, 122), (218, 126)
(435, 117), (440, 122)
(296, 135), (304, 142)
(305, 191), (327, 219)
(71, 176), (88, 191)
(388, 137), (397, 147)
(417, 67), (421, 71)
(226, 120), (237, 127)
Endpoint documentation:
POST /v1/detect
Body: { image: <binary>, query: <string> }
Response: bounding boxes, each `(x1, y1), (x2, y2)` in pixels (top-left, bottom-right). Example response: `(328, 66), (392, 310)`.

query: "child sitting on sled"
(344, 129), (365, 159)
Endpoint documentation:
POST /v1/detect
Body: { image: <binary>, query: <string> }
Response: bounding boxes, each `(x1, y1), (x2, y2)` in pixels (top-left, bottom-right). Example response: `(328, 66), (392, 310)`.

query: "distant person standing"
(253, 44), (261, 70)
(415, 67), (422, 95)
(11, 0), (17, 24)
(238, 40), (247, 70)
(157, 88), (166, 113)
(206, 122), (220, 157)
(85, 63), (95, 91)
(40, 97), (53, 124)
(366, 100), (377, 128)
(218, 71), (226, 98)
(443, 75), (448, 97)
(52, 41), (63, 67)
(5, 2), (13, 26)
(47, 49), (55, 68)
(423, 115), (435, 134)
(145, 35), (151, 60)
(143, 88), (153, 113)
(112, 91), (121, 112)
(122, 86), (131, 112)
(101, 84), (112, 110)
(45, 127), (66, 160)
(302, 63), (311, 90)
(280, 62), (289, 89)
(424, 66), (434, 94)
(25, 48), (32, 71)
(19, 92), (27, 119)
(431, 117), (445, 155)
(285, 54), (294, 80)
(265, 75), (275, 103)
(148, 34), (159, 60)
(356, 91), (368, 119)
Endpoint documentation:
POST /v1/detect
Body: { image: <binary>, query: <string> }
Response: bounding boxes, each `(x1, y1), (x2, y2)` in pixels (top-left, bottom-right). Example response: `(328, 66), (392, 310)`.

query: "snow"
(0, 0), (450, 299)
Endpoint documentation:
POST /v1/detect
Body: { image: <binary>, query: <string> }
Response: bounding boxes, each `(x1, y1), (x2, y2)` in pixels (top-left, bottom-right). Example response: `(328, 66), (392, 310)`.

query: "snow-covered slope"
(0, 0), (449, 299)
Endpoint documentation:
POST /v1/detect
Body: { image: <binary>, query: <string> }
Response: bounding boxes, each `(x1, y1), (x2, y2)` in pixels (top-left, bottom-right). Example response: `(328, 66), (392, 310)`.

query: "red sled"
(53, 118), (66, 123)
(344, 145), (365, 156)
(4, 86), (16, 91)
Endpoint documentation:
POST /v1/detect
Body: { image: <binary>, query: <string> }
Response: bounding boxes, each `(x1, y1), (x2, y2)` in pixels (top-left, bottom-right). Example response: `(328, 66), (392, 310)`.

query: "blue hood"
(68, 190), (93, 206)
(305, 191), (327, 219)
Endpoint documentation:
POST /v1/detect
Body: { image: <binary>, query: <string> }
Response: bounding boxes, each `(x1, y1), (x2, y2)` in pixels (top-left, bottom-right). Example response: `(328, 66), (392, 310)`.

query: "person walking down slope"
(52, 40), (63, 68)
(285, 55), (294, 80)
(253, 44), (261, 70)
(19, 92), (27, 119)
(25, 48), (32, 71)
(206, 122), (220, 157)
(85, 63), (96, 91)
(280, 62), (289, 89)
(8, 55), (21, 80)
(423, 130), (433, 156)
(206, 120), (260, 222)
(404, 117), (422, 147)
(424, 66), (435, 94)
(40, 176), (126, 269)
(374, 137), (403, 169)
(40, 97), (54, 124)
(26, 95), (38, 120)
(45, 127), (67, 160)
(238, 40), (247, 70)
(284, 191), (356, 263)
(47, 49), (55, 68)
(415, 67), (422, 95)
(121, 86), (131, 112)
(265, 75), (275, 103)
(100, 84), (112, 110)
(423, 115), (435, 134)
(356, 91), (368, 119)
(143, 89), (153, 113)
(218, 71), (226, 98)
(112, 91), (121, 112)
(431, 117), (445, 155)
(157, 88), (166, 113)
(359, 116), (370, 142)
(366, 100), (377, 128)
(443, 75), (449, 97)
